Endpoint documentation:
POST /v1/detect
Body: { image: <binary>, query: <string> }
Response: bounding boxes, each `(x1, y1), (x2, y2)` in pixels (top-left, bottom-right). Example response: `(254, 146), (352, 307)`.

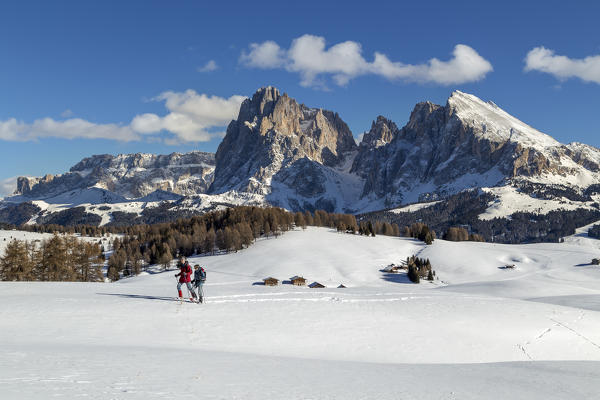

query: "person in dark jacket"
(191, 264), (206, 303)
(175, 257), (197, 301)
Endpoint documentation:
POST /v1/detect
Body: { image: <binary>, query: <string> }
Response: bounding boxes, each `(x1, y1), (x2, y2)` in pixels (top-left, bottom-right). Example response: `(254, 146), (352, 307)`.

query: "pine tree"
(407, 265), (420, 283)
(40, 235), (73, 281)
(204, 229), (216, 254)
(424, 232), (434, 245)
(0, 240), (33, 281)
(313, 212), (322, 227)
(223, 227), (234, 252)
(231, 228), (242, 251)
(294, 212), (307, 230)
(238, 222), (254, 247)
(74, 240), (102, 282)
(368, 221), (375, 237)
(304, 211), (314, 226)
(163, 244), (174, 269)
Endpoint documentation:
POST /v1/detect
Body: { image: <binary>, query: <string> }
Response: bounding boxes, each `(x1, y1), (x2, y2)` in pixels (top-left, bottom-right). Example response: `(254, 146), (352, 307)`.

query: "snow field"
(2, 227), (600, 399)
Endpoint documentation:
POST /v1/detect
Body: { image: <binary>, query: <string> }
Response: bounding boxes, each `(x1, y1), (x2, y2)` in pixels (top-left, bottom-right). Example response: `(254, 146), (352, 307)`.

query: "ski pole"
(175, 276), (183, 303)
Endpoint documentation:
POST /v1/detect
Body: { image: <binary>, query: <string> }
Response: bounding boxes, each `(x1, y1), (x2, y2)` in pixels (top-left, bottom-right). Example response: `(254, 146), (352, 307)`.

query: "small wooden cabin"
(383, 264), (401, 273)
(290, 276), (306, 286)
(263, 277), (279, 286)
(309, 282), (326, 289)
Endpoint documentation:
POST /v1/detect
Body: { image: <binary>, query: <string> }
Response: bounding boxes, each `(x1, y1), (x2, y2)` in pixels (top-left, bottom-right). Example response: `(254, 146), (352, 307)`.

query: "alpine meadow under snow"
(2, 226), (600, 399)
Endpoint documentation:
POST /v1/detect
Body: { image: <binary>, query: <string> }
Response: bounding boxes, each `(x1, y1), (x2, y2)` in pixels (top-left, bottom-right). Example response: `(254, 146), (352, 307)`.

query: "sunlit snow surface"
(2, 227), (600, 399)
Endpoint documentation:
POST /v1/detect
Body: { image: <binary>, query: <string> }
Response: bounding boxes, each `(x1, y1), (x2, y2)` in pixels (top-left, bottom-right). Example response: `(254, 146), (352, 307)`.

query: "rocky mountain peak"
(210, 87), (357, 196)
(360, 116), (399, 148)
(406, 101), (442, 130)
(238, 86), (282, 122)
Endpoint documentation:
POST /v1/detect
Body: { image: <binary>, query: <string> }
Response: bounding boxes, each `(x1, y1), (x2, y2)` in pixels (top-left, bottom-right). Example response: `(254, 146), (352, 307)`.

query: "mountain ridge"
(3, 86), (600, 231)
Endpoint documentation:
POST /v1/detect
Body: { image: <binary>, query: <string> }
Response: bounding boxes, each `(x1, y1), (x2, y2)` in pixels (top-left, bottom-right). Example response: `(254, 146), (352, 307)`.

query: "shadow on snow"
(96, 293), (185, 303)
(380, 272), (413, 284)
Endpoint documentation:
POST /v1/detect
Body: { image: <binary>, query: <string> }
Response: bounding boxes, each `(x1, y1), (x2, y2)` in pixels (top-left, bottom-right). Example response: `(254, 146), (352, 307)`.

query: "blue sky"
(1, 0), (600, 195)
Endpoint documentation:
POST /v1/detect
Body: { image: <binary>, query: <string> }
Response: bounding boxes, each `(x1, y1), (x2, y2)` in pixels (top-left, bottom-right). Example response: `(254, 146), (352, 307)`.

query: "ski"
(175, 297), (195, 303)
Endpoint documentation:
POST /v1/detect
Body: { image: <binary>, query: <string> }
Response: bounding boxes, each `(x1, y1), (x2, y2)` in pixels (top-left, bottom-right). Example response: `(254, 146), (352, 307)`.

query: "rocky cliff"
(14, 151), (215, 199)
(210, 86), (356, 195)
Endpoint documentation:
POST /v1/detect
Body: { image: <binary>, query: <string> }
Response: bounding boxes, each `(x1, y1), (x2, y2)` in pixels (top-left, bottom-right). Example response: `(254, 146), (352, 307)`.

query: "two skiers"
(175, 257), (197, 302)
(175, 257), (207, 304)
(192, 264), (206, 303)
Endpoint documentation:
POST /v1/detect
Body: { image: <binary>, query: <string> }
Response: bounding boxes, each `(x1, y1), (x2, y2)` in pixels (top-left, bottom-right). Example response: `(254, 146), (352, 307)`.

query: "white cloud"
(0, 118), (138, 142)
(0, 176), (18, 198)
(240, 34), (493, 87)
(240, 41), (287, 68)
(371, 44), (493, 85)
(60, 109), (74, 118)
(524, 46), (600, 84)
(197, 60), (219, 72)
(130, 90), (246, 142)
(0, 91), (246, 144)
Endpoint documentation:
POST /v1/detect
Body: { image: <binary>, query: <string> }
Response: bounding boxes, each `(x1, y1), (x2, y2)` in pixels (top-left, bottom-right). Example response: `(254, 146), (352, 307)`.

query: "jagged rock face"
(210, 86), (356, 195)
(361, 116), (399, 148)
(16, 175), (55, 195)
(14, 151), (215, 199)
(353, 91), (600, 203)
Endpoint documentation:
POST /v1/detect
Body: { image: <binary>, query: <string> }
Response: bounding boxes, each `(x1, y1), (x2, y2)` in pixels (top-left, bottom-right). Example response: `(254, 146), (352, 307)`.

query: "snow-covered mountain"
(352, 91), (600, 206)
(15, 151), (215, 199)
(3, 87), (600, 228)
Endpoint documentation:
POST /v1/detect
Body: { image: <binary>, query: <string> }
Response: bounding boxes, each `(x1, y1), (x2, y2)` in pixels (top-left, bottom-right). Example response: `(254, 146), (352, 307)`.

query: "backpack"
(199, 267), (206, 281)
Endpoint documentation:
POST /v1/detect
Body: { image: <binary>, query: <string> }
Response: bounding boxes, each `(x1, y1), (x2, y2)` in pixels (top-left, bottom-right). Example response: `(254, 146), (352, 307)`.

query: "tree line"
(0, 235), (103, 281)
(1, 206), (439, 282)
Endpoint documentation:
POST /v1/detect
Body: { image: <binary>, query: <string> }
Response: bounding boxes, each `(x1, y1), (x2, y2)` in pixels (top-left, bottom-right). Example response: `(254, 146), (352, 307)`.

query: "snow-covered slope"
(449, 90), (560, 149)
(479, 185), (598, 220)
(2, 227), (600, 399)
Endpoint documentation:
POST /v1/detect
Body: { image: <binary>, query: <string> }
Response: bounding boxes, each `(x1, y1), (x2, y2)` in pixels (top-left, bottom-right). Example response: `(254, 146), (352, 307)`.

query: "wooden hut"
(290, 276), (306, 286)
(309, 282), (326, 289)
(383, 264), (401, 273)
(263, 277), (279, 286)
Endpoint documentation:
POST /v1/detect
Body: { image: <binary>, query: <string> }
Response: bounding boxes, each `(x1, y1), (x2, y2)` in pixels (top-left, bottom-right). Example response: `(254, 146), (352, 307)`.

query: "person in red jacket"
(175, 257), (197, 301)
